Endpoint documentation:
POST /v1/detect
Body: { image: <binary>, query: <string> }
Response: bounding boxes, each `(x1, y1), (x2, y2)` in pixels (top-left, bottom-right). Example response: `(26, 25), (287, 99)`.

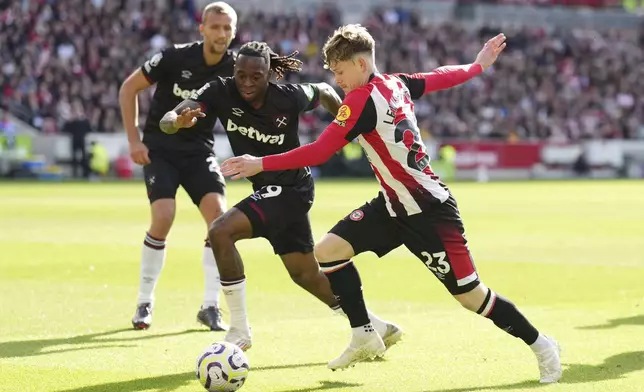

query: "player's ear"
(199, 23), (204, 37)
(358, 56), (367, 73)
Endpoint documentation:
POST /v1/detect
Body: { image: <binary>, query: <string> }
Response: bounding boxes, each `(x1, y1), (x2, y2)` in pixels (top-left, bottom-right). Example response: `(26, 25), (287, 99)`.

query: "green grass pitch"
(1, 179), (643, 392)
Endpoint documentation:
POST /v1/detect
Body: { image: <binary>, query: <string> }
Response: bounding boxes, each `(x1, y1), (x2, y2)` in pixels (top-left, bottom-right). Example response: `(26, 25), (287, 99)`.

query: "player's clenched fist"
(221, 154), (263, 180)
(474, 33), (507, 71)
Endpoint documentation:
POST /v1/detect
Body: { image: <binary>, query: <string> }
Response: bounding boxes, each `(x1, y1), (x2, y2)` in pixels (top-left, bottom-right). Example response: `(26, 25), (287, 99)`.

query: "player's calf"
(456, 282), (562, 383)
(281, 252), (338, 307)
(208, 209), (254, 344)
(148, 199), (176, 239)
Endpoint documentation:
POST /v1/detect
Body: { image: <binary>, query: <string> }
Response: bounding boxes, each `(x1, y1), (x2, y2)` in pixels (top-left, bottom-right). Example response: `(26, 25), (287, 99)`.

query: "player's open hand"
(474, 33), (507, 71)
(221, 154), (263, 180)
(174, 107), (205, 129)
(129, 140), (151, 165)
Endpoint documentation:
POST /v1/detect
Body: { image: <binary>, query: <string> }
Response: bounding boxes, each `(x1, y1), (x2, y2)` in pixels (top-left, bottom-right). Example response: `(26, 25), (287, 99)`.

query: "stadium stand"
(1, 0), (643, 141)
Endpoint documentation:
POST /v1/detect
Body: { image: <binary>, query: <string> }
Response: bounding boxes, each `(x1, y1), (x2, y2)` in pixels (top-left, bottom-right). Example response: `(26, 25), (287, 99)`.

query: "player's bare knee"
(314, 235), (353, 263)
(208, 218), (232, 245)
(199, 193), (226, 223)
(454, 282), (489, 313)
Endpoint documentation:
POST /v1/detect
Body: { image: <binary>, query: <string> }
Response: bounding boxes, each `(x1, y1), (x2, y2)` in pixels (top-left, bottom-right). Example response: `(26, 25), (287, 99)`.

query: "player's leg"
(271, 230), (394, 348)
(181, 154), (228, 331)
(208, 206), (254, 350)
(402, 215), (561, 383)
(455, 282), (561, 383)
(195, 192), (227, 331)
(268, 213), (336, 308)
(281, 254), (337, 307)
(132, 152), (180, 329)
(317, 195), (403, 370)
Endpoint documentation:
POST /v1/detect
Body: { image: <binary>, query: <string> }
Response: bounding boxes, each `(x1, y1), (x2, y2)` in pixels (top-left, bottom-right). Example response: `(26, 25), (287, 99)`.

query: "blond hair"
(322, 24), (375, 68)
(201, 1), (237, 27)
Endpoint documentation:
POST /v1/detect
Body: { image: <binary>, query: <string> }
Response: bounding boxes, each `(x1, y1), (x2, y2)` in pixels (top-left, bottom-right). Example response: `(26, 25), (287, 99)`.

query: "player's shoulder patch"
(190, 82), (211, 100)
(335, 104), (351, 122)
(143, 52), (164, 73)
(299, 84), (316, 102)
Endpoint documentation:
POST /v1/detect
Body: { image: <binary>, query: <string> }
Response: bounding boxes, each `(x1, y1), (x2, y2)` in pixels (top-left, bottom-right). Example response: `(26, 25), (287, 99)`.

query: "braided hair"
(238, 41), (302, 80)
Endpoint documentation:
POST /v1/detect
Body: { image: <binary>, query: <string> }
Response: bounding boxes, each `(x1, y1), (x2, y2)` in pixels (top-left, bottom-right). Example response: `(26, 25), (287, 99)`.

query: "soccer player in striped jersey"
(220, 25), (562, 382)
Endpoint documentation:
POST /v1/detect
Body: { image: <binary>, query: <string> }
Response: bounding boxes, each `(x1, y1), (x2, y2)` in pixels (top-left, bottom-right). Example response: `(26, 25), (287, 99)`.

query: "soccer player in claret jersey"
(221, 25), (563, 382)
(159, 42), (401, 351)
(119, 2), (239, 331)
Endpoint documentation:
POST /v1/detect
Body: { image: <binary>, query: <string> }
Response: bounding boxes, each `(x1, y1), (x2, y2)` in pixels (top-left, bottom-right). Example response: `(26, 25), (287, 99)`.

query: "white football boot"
(381, 323), (403, 350)
(328, 327), (386, 371)
(224, 327), (252, 352)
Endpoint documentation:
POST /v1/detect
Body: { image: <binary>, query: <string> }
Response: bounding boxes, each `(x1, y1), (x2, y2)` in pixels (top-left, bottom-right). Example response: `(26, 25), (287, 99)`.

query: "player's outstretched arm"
(398, 33), (506, 99)
(159, 100), (205, 135)
(314, 83), (343, 116)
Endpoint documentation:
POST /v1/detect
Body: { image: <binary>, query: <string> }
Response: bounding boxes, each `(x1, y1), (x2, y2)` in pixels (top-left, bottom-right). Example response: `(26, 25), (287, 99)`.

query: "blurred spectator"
(1, 1), (643, 142)
(61, 102), (92, 178)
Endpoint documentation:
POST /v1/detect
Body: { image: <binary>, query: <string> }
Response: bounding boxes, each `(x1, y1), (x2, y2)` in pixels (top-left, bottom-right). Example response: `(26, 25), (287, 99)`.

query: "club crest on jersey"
(336, 105), (351, 122)
(273, 115), (289, 128)
(349, 209), (364, 221)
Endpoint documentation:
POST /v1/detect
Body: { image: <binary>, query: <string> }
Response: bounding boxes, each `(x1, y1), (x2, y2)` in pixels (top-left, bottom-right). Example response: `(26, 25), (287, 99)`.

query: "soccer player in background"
(159, 42), (401, 352)
(118, 2), (237, 331)
(220, 25), (562, 383)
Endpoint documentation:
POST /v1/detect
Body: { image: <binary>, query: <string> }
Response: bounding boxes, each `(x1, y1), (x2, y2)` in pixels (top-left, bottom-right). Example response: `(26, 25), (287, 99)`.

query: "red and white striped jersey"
(262, 65), (483, 217)
(343, 73), (449, 217)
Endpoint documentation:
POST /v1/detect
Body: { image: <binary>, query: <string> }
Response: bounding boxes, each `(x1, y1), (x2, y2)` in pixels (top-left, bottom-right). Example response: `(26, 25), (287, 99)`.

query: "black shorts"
(329, 193), (479, 295)
(143, 149), (226, 205)
(235, 180), (314, 255)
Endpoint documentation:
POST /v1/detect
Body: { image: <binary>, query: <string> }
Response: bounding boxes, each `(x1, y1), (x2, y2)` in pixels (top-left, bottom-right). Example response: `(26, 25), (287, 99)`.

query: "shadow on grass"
(0, 328), (205, 358)
(424, 351), (644, 392)
(578, 314), (644, 330)
(57, 362), (332, 392)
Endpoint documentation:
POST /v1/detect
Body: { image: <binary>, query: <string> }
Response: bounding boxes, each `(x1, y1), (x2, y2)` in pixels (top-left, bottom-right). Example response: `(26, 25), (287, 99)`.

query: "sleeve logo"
(336, 105), (351, 122)
(190, 83), (210, 100)
(144, 52), (163, 73)
(149, 53), (162, 67)
(301, 84), (315, 102)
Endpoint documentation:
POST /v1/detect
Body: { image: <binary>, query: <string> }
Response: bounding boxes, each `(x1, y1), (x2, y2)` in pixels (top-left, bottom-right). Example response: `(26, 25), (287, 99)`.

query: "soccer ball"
(196, 341), (250, 392)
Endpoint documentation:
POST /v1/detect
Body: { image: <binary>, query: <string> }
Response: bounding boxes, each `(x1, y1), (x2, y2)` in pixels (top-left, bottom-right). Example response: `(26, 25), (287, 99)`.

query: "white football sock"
(222, 278), (249, 333)
(137, 233), (166, 305)
(530, 333), (551, 353)
(351, 323), (377, 343)
(333, 307), (387, 337)
(202, 241), (221, 309)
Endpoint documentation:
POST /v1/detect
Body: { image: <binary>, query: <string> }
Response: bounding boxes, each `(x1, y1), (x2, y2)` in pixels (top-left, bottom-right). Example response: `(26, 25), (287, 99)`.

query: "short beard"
(208, 42), (226, 55)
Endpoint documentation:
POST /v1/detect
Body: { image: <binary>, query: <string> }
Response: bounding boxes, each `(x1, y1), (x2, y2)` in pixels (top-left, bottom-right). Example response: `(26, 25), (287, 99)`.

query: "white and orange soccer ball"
(196, 341), (250, 392)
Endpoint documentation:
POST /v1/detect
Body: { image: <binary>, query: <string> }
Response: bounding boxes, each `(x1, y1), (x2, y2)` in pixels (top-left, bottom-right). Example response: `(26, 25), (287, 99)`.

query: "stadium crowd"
(1, 0), (643, 140)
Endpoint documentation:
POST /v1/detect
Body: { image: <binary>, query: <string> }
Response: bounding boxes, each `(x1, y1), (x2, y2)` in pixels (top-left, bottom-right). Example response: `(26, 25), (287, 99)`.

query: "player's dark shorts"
(329, 193), (479, 295)
(143, 148), (225, 205)
(235, 179), (314, 256)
